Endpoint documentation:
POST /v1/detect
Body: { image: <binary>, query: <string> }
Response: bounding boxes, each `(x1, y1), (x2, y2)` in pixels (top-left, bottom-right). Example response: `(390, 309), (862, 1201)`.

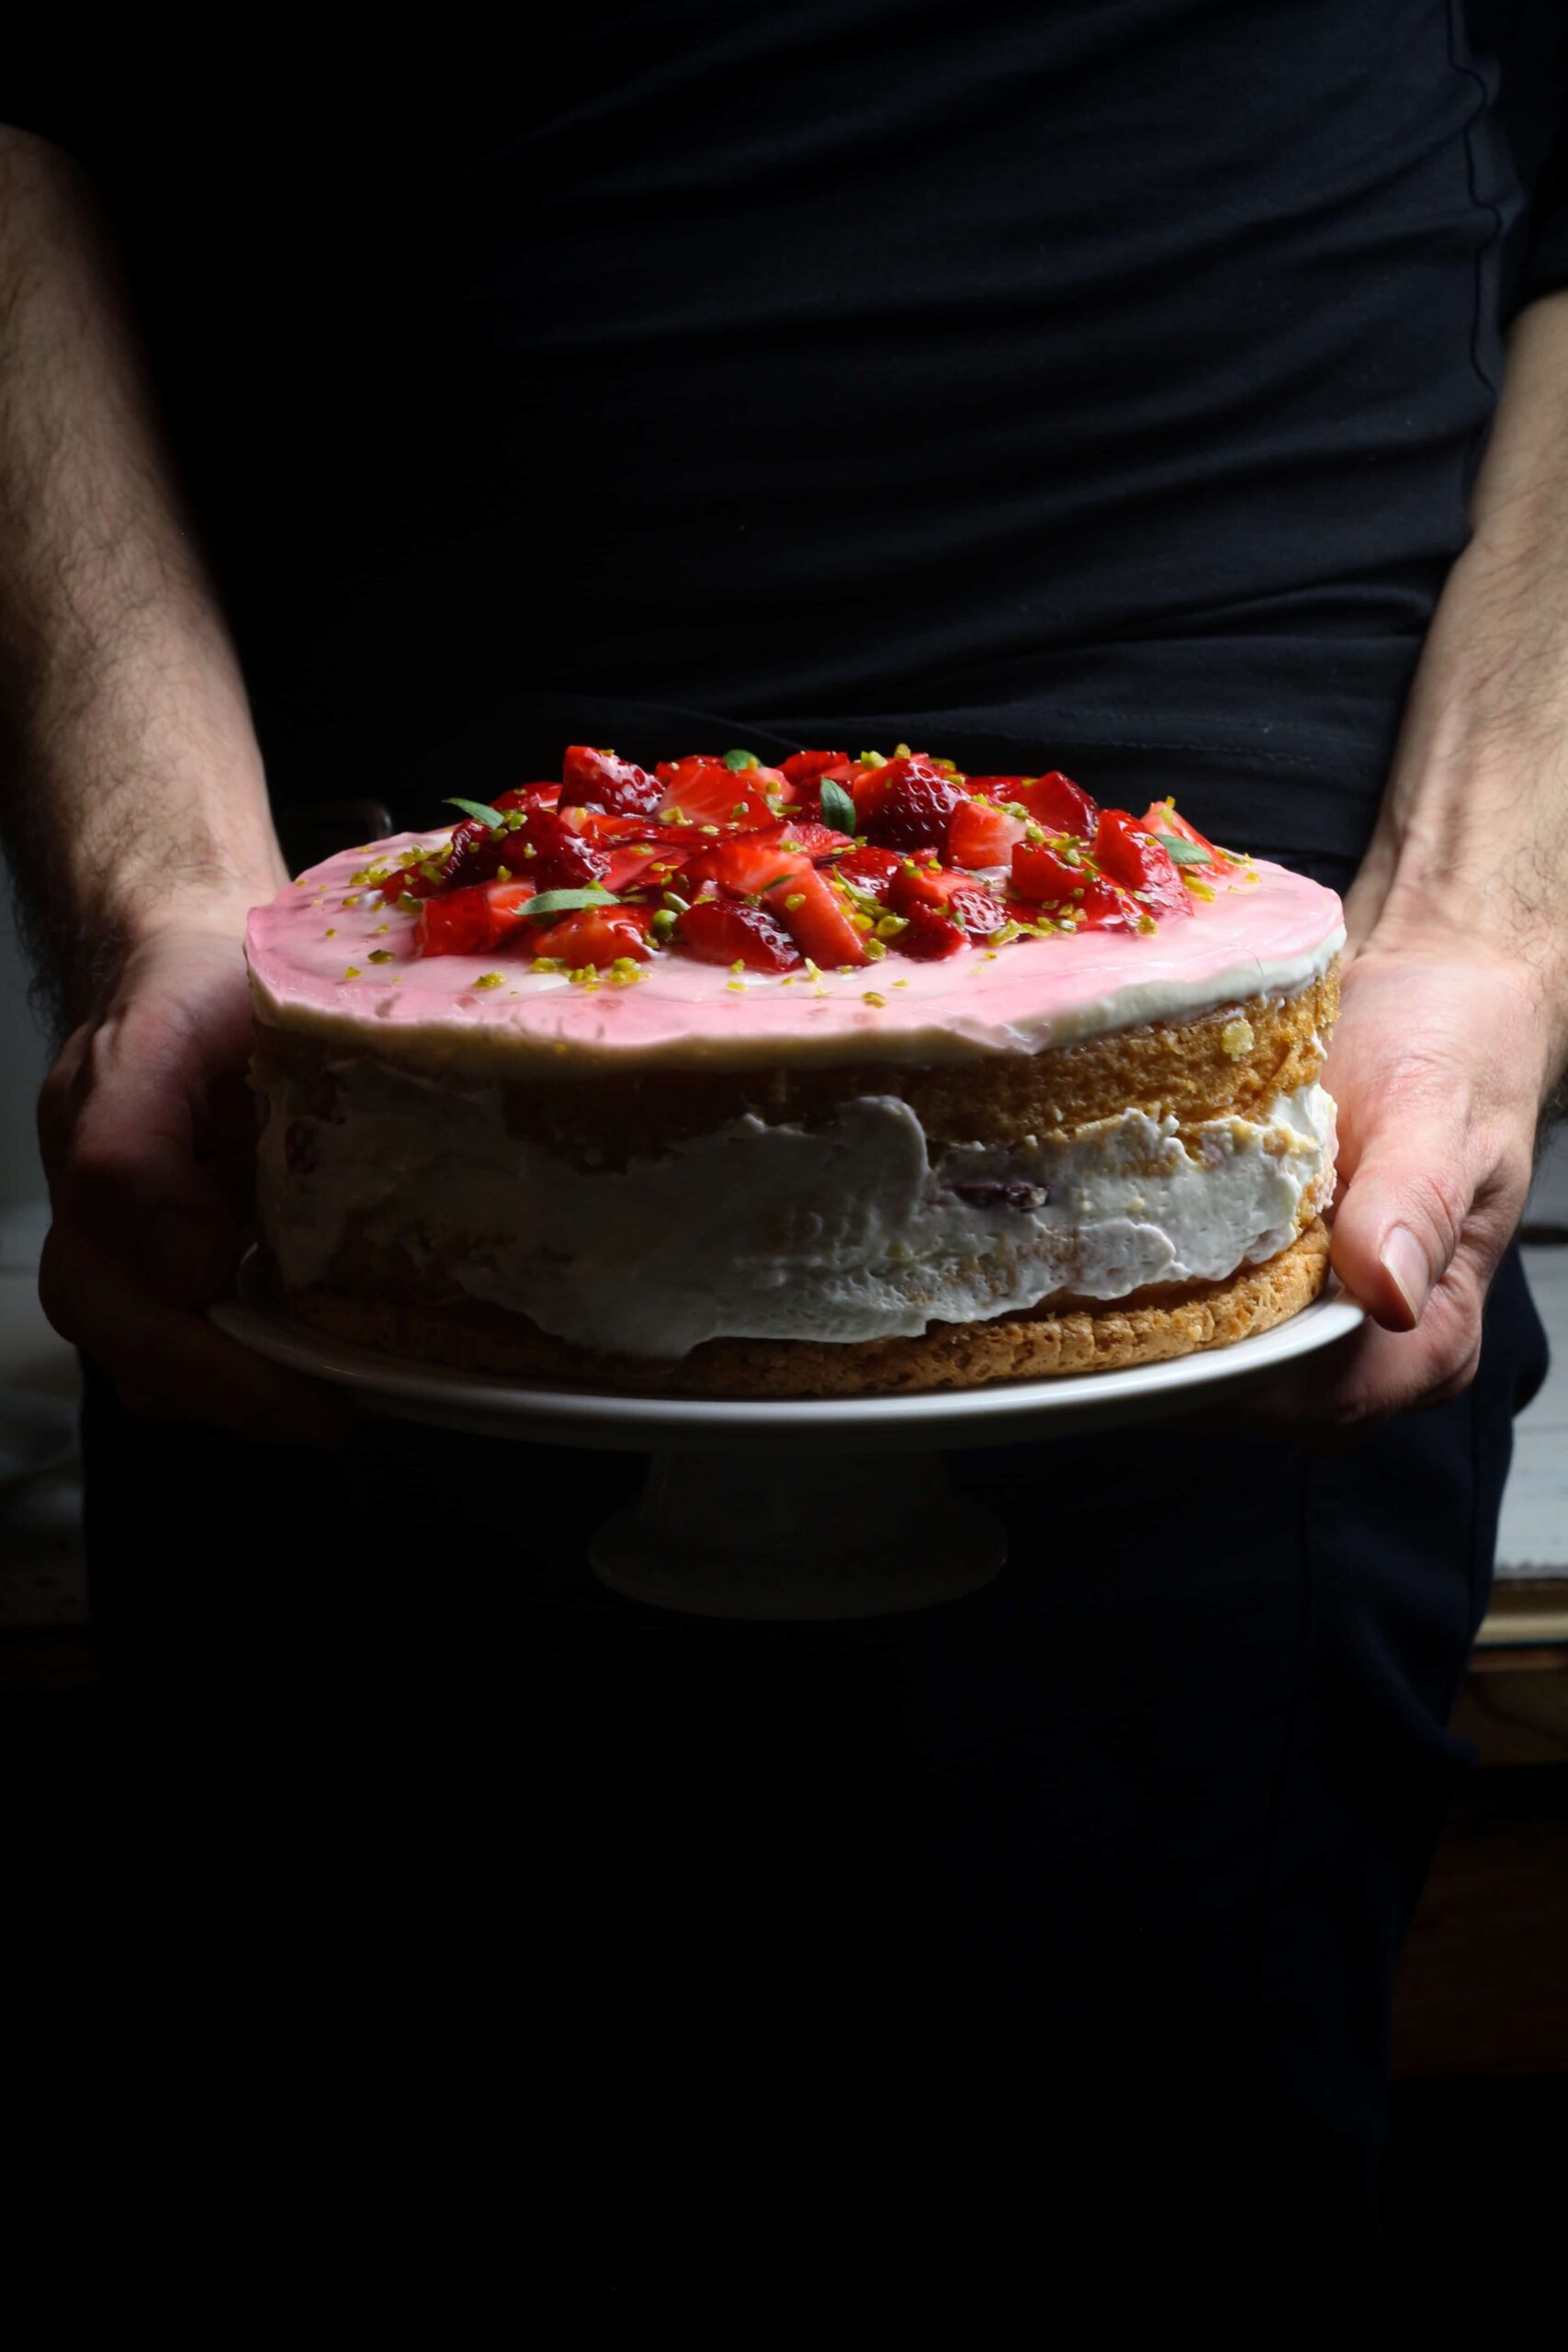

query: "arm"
(1297, 290), (1568, 1427)
(0, 127), (342, 1441)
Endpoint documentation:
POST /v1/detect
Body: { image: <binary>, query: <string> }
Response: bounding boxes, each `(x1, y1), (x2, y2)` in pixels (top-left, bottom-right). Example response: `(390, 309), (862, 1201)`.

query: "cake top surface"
(246, 746), (1344, 1070)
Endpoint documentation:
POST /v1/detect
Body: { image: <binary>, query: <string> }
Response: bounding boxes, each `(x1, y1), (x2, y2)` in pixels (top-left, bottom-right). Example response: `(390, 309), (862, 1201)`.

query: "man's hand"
(36, 906), (346, 1445)
(0, 133), (344, 1442)
(1260, 933), (1545, 1436)
(1248, 290), (1568, 1436)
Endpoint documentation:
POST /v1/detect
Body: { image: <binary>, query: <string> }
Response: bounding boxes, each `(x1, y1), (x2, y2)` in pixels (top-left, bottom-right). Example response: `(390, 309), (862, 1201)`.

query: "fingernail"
(146, 1210), (215, 1302)
(1381, 1225), (1430, 1327)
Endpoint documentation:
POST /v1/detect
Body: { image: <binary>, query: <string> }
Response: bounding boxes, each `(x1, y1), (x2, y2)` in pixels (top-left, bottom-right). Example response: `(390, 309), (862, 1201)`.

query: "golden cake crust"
(274, 1219), (1331, 1399)
(254, 964), (1337, 1160)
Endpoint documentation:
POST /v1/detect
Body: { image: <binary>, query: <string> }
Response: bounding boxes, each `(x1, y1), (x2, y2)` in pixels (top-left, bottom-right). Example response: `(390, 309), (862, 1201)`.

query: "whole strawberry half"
(857, 757), (966, 851)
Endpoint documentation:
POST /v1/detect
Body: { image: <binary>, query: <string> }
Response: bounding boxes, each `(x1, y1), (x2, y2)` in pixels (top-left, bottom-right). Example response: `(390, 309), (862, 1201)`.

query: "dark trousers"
(77, 1247), (1546, 2283)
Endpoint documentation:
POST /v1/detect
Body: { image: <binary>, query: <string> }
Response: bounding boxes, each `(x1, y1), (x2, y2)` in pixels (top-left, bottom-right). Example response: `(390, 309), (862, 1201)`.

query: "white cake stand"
(212, 1253), (1362, 1621)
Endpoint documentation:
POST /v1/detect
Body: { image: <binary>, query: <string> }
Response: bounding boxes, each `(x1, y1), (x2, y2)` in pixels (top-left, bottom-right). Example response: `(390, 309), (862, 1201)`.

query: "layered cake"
(247, 745), (1343, 1395)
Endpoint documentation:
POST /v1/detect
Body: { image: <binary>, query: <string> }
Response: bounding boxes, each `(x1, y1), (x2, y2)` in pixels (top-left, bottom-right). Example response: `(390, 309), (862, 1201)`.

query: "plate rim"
(211, 1248), (1364, 1441)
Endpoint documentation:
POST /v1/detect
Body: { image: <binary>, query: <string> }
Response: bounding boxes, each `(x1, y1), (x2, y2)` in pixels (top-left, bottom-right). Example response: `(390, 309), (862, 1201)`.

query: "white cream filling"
(259, 1064), (1337, 1359)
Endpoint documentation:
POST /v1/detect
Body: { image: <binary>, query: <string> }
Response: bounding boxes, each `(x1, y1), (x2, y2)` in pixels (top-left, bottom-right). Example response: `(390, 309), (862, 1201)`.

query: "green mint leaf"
(723, 747), (761, 772)
(818, 779), (858, 834)
(445, 797), (505, 832)
(1154, 833), (1213, 866)
(523, 886), (621, 919)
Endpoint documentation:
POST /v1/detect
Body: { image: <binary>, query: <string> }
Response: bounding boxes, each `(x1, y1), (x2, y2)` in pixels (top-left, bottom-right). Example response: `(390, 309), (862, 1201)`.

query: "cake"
(246, 744), (1343, 1396)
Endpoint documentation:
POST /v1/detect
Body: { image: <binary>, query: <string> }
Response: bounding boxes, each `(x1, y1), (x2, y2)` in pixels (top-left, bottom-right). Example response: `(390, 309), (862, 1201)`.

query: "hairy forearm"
(1348, 290), (1568, 1101)
(0, 128), (284, 1025)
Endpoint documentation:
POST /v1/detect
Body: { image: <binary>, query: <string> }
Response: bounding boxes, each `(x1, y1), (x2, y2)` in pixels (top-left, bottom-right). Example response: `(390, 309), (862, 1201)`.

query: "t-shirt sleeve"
(1483, 0), (1568, 312)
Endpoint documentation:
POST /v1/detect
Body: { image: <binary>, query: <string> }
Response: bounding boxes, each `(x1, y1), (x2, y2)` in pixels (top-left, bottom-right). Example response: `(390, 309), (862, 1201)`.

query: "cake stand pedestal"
(587, 1447), (1003, 1620)
(213, 1253), (1362, 1623)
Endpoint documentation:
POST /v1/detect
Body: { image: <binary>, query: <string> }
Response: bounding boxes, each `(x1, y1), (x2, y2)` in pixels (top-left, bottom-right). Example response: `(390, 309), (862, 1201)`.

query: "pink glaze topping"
(247, 831), (1343, 1072)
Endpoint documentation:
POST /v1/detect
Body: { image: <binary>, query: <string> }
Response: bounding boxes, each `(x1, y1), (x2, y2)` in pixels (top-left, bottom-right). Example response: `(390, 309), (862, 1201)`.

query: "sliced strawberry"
(775, 820), (855, 862)
(1012, 840), (1091, 903)
(1075, 876), (1142, 932)
(573, 809), (669, 844)
(1136, 799), (1237, 876)
(522, 812), (613, 894)
(1093, 810), (1191, 919)
(856, 756), (966, 850)
(1013, 771), (1100, 839)
(780, 749), (853, 790)
(762, 865), (871, 967)
(441, 817), (507, 889)
(602, 842), (681, 893)
(677, 824), (814, 898)
(888, 864), (1006, 934)
(395, 812), (536, 899)
(529, 905), (656, 967)
(414, 879), (536, 957)
(964, 775), (1028, 803)
(835, 846), (903, 899)
(949, 886), (1006, 935)
(947, 797), (1026, 869)
(892, 903), (964, 961)
(655, 756), (774, 828)
(559, 745), (664, 818)
(493, 784), (561, 815)
(676, 899), (803, 972)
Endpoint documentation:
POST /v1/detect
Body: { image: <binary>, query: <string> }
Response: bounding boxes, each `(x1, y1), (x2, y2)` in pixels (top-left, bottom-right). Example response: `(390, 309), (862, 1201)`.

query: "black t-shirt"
(22, 1), (1568, 860)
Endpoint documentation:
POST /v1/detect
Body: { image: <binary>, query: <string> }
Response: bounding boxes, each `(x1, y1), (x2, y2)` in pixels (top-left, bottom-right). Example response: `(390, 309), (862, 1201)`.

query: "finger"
(39, 1225), (351, 1449)
(1212, 1238), (1492, 1444)
(1327, 1102), (1472, 1331)
(64, 990), (248, 1307)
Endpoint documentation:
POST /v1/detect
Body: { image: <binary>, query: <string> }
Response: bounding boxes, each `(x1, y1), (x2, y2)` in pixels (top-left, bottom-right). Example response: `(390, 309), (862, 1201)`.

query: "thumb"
(1327, 1106), (1468, 1333)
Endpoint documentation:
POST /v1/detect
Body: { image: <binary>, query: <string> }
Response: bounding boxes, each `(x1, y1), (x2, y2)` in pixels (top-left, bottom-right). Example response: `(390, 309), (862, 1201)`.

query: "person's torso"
(65, 0), (1563, 851)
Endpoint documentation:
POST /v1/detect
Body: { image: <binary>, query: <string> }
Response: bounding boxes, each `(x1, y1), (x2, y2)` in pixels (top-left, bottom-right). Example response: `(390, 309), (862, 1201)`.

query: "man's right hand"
(37, 906), (348, 1445)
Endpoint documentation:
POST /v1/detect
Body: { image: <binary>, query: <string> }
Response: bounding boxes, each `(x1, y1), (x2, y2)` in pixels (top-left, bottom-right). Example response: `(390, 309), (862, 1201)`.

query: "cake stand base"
(588, 1448), (1005, 1621)
(213, 1251), (1364, 1622)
